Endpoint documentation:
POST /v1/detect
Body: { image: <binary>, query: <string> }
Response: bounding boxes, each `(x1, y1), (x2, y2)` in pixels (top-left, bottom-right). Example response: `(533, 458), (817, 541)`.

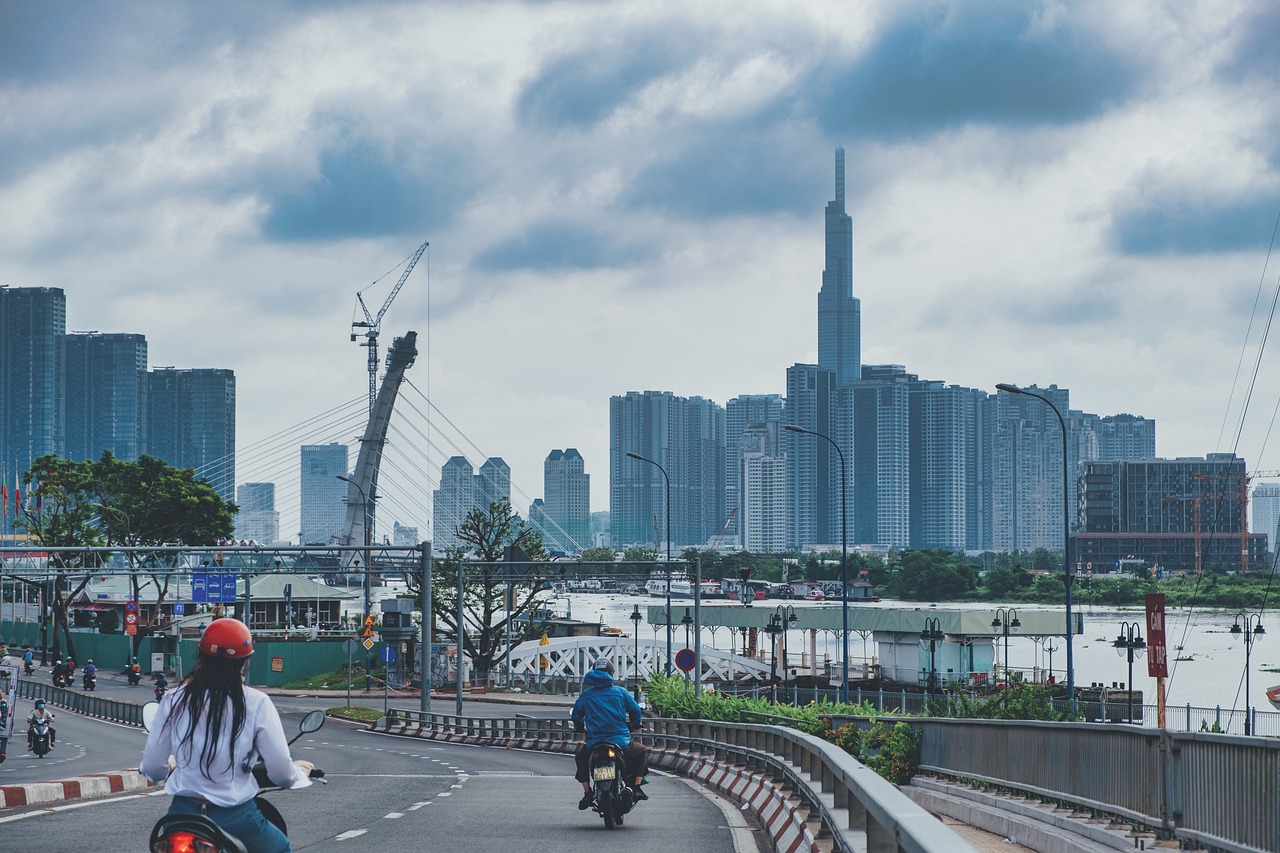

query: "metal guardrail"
(378, 709), (976, 853)
(16, 678), (146, 727)
(824, 714), (1279, 853)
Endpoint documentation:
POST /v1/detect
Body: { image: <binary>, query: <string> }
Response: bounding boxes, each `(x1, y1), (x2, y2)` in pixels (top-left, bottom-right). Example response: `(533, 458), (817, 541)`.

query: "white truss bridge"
(505, 634), (772, 684)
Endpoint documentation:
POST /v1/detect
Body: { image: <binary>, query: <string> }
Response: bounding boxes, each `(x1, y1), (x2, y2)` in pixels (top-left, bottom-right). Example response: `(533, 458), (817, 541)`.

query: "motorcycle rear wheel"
(599, 790), (615, 829)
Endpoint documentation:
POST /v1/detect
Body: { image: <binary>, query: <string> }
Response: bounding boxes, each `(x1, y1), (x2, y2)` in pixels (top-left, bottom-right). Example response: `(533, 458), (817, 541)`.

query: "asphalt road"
(0, 712), (762, 852)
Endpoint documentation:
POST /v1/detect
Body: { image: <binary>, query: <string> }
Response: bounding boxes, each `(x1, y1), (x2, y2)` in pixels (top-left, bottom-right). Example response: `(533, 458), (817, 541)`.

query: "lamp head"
(626, 452), (642, 460)
(783, 425), (805, 434)
(996, 383), (1022, 394)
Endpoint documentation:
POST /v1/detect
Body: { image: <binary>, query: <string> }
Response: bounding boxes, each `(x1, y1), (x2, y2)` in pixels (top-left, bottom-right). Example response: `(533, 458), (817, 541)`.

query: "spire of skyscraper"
(818, 147), (861, 386)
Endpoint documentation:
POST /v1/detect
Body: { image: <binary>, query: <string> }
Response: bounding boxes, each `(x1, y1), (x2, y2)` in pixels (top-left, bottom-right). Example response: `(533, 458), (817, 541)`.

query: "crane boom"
(351, 240), (428, 414)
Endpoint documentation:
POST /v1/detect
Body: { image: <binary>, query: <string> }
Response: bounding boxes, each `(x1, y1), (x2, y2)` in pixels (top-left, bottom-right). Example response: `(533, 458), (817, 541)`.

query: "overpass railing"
(16, 678), (145, 727)
(826, 714), (1278, 853)
(377, 708), (975, 853)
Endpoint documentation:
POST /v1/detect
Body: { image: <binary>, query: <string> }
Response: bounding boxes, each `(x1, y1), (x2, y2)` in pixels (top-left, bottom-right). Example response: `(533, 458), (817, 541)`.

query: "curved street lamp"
(996, 383), (1075, 708)
(782, 424), (849, 704)
(1230, 612), (1266, 735)
(1112, 621), (1146, 723)
(626, 452), (672, 676)
(991, 607), (1021, 682)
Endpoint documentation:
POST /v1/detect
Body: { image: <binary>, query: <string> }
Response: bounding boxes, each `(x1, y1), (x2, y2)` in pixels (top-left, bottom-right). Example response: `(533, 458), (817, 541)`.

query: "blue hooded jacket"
(571, 668), (643, 747)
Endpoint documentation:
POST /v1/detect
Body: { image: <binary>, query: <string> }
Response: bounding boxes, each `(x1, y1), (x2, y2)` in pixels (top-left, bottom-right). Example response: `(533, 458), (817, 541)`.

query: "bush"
(861, 721), (921, 785)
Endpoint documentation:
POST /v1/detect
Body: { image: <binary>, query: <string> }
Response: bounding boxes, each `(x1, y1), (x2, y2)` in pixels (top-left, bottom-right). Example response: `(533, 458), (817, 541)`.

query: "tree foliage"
(415, 498), (551, 676)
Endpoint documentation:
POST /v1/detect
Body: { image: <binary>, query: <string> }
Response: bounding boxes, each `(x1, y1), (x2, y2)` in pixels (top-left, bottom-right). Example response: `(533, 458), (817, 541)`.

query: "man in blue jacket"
(570, 658), (648, 809)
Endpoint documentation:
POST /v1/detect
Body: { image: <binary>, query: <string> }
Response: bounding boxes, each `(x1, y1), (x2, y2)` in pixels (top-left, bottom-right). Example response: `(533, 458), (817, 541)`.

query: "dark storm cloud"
(261, 133), (474, 242)
(811, 0), (1139, 140)
(471, 221), (653, 273)
(516, 28), (703, 129)
(1112, 192), (1280, 256)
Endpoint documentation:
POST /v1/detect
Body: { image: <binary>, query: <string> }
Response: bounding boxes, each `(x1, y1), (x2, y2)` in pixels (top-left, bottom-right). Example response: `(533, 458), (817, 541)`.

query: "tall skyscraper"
(433, 456), (475, 551)
(909, 381), (986, 550)
(0, 287), (65, 483)
(476, 457), (511, 508)
(542, 448), (590, 553)
(849, 365), (914, 548)
(300, 443), (348, 546)
(609, 390), (726, 551)
(817, 147), (861, 387)
(64, 332), (148, 462)
(740, 427), (787, 553)
(147, 367), (236, 501)
(992, 384), (1071, 551)
(235, 482), (279, 543)
(1252, 482), (1280, 554)
(785, 364), (838, 549)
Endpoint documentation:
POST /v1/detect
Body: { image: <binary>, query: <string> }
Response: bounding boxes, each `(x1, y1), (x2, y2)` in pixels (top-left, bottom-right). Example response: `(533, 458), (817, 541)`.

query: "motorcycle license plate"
(592, 765), (616, 782)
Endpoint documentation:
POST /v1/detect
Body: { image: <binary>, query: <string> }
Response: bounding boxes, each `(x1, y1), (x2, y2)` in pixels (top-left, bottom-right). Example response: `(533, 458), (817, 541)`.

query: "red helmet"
(198, 618), (254, 659)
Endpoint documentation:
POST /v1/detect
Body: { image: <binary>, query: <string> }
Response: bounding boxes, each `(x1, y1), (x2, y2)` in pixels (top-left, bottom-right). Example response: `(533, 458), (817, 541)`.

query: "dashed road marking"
(384, 812), (405, 819)
(334, 829), (367, 840)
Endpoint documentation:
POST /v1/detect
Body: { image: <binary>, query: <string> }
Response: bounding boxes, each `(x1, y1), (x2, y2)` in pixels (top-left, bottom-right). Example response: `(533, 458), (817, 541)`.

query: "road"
(0, 709), (761, 852)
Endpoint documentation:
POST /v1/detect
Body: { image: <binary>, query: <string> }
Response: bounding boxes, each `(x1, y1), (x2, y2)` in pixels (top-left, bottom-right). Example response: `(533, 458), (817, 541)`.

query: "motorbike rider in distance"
(51, 659), (66, 686)
(570, 657), (648, 810)
(27, 699), (56, 751)
(141, 618), (313, 853)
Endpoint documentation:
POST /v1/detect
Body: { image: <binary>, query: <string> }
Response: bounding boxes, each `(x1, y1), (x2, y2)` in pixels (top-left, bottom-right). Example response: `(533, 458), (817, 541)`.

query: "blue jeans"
(168, 795), (290, 853)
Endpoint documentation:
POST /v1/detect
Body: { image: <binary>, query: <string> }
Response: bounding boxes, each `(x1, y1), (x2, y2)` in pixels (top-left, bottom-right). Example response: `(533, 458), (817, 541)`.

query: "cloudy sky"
(4, 0), (1280, 536)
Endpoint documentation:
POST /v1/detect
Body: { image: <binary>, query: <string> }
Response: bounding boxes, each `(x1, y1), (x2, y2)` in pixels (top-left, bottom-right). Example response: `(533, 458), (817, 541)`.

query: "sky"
(4, 0), (1280, 538)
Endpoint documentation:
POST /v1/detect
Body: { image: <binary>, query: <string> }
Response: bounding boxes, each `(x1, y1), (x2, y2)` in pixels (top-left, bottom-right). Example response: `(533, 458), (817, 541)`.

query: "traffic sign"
(675, 648), (697, 672)
(360, 614), (376, 639)
(342, 639), (360, 655)
(379, 645), (397, 664)
(362, 638), (375, 650)
(125, 600), (138, 614)
(174, 602), (185, 616)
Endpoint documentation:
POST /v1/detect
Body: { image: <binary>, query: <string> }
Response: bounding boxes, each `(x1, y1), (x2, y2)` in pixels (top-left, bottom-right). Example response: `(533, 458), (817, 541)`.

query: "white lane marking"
(334, 829), (368, 840)
(437, 791), (451, 797)
(384, 812), (405, 819)
(408, 802), (431, 810)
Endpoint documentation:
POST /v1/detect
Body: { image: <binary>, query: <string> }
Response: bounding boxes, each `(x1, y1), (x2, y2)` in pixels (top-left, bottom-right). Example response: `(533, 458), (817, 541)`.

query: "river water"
(353, 585), (1275, 717)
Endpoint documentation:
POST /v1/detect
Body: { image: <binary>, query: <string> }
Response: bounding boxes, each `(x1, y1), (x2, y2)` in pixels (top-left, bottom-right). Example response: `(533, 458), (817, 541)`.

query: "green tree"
(622, 546), (658, 562)
(413, 499), (551, 677)
(889, 550), (979, 600)
(580, 546), (615, 563)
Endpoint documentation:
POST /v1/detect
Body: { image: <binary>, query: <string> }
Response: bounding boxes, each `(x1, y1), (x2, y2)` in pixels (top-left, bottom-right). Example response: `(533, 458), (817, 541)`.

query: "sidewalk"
(0, 769), (153, 808)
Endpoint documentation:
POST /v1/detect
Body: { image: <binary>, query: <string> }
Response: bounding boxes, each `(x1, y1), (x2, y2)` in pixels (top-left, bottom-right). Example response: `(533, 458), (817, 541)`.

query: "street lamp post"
(626, 452), (672, 676)
(765, 605), (797, 704)
(990, 608), (1020, 682)
(996, 383), (1074, 707)
(783, 424), (849, 704)
(1230, 613), (1266, 735)
(337, 475), (375, 693)
(921, 617), (945, 697)
(629, 604), (642, 700)
(1112, 622), (1146, 723)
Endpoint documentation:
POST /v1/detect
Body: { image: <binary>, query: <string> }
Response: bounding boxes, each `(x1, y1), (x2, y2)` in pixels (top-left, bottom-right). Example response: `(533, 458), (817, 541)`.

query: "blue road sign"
(191, 574), (208, 603)
(379, 645), (397, 664)
(174, 602), (185, 616)
(220, 574), (238, 602)
(675, 648), (696, 672)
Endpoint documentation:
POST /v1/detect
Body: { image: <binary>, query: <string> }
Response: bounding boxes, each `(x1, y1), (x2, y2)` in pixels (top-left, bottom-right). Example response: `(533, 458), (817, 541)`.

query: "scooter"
(28, 719), (51, 758)
(146, 706), (326, 853)
(585, 741), (640, 829)
(126, 665), (142, 685)
(82, 671), (96, 691)
(23, 660), (34, 676)
(154, 682), (168, 702)
(52, 671), (69, 688)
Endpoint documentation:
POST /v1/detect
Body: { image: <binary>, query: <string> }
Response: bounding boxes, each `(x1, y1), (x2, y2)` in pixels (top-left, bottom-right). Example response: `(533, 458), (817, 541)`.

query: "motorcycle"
(52, 671), (68, 688)
(23, 660), (34, 676)
(585, 741), (639, 829)
(83, 671), (96, 691)
(127, 665), (142, 685)
(154, 683), (167, 702)
(146, 706), (326, 853)
(28, 719), (51, 758)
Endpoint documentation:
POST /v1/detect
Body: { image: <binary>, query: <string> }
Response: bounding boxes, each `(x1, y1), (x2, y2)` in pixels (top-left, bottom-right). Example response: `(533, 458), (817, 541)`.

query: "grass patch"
(280, 664), (386, 690)
(327, 705), (383, 721)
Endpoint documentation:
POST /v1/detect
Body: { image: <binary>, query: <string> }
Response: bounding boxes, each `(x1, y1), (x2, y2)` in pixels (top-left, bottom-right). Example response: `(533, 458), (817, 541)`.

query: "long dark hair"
(171, 652), (249, 779)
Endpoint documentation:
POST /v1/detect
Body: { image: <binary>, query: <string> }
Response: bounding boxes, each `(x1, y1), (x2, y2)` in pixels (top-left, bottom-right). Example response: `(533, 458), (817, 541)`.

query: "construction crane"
(709, 507), (738, 552)
(1189, 470), (1280, 573)
(351, 240), (428, 415)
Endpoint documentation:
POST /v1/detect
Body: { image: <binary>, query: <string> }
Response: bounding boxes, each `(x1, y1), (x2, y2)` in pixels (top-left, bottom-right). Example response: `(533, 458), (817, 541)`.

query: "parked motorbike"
(28, 719), (51, 758)
(82, 671), (96, 691)
(126, 665), (142, 685)
(146, 706), (326, 853)
(586, 741), (639, 829)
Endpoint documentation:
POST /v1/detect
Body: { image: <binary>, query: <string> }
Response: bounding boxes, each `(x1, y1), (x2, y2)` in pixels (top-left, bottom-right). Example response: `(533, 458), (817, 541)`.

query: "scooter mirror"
(299, 709), (325, 734)
(142, 701), (160, 732)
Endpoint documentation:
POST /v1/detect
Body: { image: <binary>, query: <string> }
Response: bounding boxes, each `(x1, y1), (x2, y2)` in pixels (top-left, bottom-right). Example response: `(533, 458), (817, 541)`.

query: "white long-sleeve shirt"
(140, 684), (310, 807)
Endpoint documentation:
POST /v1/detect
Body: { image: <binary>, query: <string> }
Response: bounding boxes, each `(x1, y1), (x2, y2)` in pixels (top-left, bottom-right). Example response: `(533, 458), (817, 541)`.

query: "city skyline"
(4, 3), (1280, 522)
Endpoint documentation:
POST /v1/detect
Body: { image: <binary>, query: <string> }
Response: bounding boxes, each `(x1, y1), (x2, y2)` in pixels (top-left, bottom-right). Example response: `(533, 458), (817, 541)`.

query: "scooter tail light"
(154, 831), (219, 853)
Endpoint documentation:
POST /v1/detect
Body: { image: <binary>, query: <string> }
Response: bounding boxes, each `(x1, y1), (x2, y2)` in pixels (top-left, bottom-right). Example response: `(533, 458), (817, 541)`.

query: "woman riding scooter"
(140, 619), (314, 853)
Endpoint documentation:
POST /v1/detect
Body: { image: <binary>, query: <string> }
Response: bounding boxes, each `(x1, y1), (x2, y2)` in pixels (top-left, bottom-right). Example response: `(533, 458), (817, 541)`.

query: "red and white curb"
(0, 769), (154, 808)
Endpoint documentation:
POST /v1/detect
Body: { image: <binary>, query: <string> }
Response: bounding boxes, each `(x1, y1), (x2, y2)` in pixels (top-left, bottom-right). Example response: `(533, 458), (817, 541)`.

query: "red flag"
(13, 488), (19, 512)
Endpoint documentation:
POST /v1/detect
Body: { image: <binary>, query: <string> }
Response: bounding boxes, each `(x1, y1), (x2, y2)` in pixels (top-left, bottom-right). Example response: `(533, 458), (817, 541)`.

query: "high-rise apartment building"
(725, 395), (783, 541)
(147, 367), (236, 501)
(64, 332), (148, 462)
(740, 447), (787, 553)
(785, 365), (838, 549)
(817, 147), (861, 387)
(909, 381), (987, 550)
(849, 365), (913, 548)
(1252, 483), (1280, 554)
(0, 287), (65, 483)
(235, 482), (279, 543)
(542, 448), (590, 553)
(991, 385), (1071, 551)
(609, 391), (726, 551)
(300, 443), (348, 546)
(392, 521), (420, 547)
(432, 456), (511, 550)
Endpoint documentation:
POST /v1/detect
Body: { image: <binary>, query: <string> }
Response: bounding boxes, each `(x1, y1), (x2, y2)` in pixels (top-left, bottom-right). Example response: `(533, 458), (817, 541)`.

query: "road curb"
(0, 769), (154, 809)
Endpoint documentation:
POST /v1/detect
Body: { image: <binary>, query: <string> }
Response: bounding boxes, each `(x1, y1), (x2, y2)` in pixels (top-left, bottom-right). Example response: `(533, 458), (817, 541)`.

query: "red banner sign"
(125, 611), (138, 637)
(1145, 593), (1168, 678)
